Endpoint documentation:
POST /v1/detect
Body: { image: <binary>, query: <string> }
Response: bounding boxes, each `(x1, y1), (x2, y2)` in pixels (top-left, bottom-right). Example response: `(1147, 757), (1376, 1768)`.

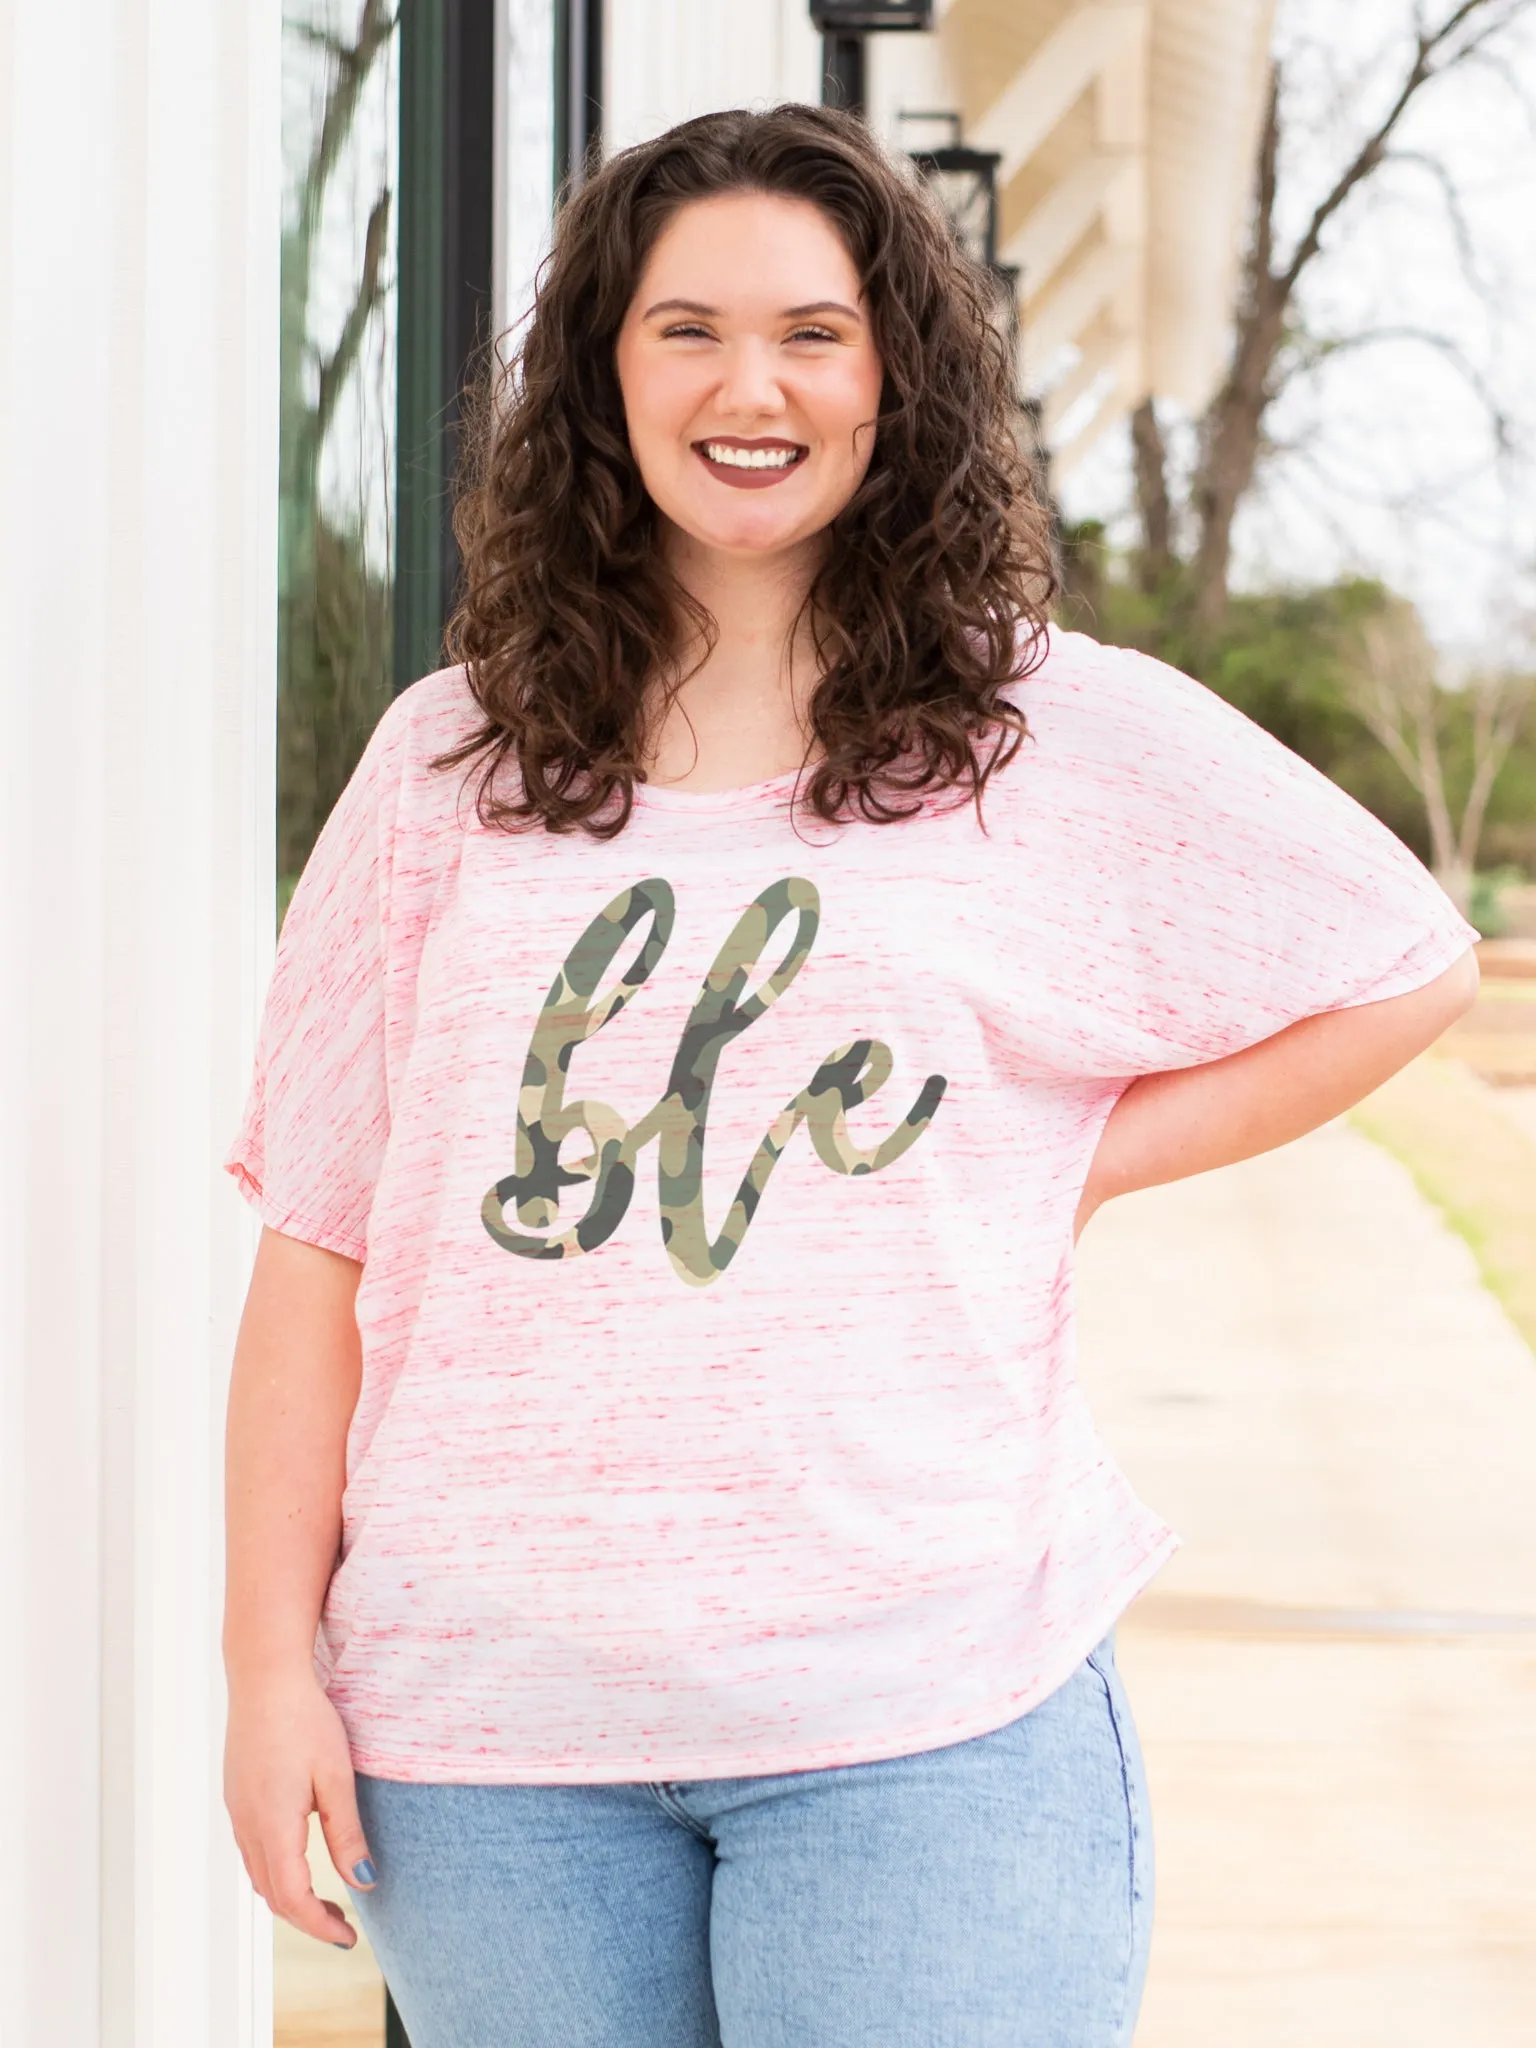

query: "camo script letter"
(481, 877), (947, 1288)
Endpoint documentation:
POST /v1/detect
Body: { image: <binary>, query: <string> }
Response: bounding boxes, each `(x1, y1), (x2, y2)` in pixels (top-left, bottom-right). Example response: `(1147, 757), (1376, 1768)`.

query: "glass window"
(277, 0), (400, 913)
(270, 6), (544, 2039)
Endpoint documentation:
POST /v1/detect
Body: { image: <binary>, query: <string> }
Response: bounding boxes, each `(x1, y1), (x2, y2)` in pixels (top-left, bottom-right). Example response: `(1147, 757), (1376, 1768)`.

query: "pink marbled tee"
(225, 628), (1475, 1783)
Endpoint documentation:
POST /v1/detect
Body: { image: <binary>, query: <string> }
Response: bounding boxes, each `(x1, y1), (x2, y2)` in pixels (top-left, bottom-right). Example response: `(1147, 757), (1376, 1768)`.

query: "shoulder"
(1005, 626), (1250, 759)
(997, 624), (1319, 813)
(350, 665), (488, 828)
(368, 663), (485, 771)
(991, 625), (1445, 911)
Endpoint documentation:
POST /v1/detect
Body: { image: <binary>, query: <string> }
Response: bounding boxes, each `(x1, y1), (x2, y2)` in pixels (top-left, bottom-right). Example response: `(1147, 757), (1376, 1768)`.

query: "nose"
(713, 336), (788, 420)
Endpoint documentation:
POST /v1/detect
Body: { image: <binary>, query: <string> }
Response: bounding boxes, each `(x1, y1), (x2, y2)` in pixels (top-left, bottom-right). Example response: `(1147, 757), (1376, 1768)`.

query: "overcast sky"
(1060, 0), (1536, 664)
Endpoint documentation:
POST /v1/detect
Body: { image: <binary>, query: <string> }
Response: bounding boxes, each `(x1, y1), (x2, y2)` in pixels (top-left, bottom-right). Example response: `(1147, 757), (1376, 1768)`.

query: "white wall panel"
(0, 0), (280, 2042)
(603, 0), (823, 157)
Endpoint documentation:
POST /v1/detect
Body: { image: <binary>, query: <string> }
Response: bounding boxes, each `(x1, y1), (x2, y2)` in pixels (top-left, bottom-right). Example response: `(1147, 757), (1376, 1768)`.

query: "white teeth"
(702, 443), (801, 470)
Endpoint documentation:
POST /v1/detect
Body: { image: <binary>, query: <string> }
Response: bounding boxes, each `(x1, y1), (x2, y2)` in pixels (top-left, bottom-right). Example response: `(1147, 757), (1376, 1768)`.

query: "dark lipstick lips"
(693, 440), (809, 490)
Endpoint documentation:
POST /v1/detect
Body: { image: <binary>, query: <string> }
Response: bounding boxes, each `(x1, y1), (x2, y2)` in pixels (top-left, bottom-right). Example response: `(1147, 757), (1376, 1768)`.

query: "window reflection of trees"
(279, 0), (398, 903)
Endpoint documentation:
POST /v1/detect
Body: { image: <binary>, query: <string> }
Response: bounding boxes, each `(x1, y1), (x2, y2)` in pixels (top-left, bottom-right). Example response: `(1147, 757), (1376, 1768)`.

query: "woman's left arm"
(1075, 947), (1480, 1239)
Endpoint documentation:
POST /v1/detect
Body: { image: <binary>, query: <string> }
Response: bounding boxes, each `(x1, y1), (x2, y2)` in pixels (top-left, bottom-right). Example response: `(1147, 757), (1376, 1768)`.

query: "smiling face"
(614, 191), (885, 564)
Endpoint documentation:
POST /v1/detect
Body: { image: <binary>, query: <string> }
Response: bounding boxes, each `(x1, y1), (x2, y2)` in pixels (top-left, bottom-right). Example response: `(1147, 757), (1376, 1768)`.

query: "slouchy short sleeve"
(1006, 636), (1479, 1080)
(224, 706), (405, 1260)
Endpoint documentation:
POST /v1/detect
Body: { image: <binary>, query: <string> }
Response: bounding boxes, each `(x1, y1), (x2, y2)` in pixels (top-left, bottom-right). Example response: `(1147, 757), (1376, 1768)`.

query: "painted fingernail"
(332, 1940), (351, 1949)
(351, 1858), (377, 1885)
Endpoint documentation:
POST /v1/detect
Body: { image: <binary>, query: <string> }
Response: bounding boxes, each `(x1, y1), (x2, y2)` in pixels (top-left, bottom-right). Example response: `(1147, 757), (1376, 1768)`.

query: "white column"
(0, 0), (280, 2043)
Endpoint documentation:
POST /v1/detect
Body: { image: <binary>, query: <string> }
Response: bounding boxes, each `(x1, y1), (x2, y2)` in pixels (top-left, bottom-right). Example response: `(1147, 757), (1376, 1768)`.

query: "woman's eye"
(787, 326), (839, 344)
(661, 323), (714, 341)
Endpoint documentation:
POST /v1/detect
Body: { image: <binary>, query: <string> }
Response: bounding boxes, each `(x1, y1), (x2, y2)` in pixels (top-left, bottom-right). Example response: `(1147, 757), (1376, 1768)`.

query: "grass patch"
(1350, 1053), (1536, 1359)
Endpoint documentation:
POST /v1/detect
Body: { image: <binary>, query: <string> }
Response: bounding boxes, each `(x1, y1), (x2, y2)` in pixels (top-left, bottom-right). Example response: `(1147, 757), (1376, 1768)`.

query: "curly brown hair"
(440, 103), (1056, 835)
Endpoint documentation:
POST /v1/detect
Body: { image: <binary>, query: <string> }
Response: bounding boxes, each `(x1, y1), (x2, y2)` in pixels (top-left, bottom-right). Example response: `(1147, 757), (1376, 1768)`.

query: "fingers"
(233, 1797), (356, 1949)
(222, 1681), (373, 1950)
(315, 1760), (378, 1907)
(265, 1811), (360, 1948)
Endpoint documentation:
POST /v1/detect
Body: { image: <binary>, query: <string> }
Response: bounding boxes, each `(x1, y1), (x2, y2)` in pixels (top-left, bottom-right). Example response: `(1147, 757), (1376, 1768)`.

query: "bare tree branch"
(302, 0), (396, 237)
(1186, 67), (1286, 620)
(1343, 597), (1460, 885)
(1379, 147), (1497, 302)
(1456, 668), (1536, 870)
(1280, 434), (1507, 517)
(1131, 398), (1174, 588)
(1293, 323), (1518, 455)
(280, 1), (398, 570)
(1242, 443), (1370, 566)
(1281, 0), (1533, 294)
(1460, 43), (1536, 135)
(290, 23), (359, 62)
(1183, 0), (1535, 626)
(1339, 593), (1534, 907)
(314, 190), (393, 452)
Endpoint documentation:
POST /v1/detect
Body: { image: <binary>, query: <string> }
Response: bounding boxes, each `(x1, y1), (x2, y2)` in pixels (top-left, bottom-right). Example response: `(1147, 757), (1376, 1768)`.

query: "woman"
(223, 106), (1477, 2047)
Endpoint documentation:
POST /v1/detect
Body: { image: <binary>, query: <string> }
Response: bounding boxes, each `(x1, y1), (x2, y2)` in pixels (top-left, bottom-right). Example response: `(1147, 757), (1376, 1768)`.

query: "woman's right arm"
(223, 1225), (378, 1947)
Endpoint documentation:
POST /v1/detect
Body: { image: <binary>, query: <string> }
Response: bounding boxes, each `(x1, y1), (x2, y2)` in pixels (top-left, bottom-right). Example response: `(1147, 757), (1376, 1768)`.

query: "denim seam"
(641, 1780), (715, 1844)
(1085, 1648), (1139, 2045)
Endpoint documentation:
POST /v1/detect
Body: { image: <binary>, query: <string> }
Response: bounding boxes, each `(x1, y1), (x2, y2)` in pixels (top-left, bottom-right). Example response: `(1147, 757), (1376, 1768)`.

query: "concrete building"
(0, 5), (1270, 2044)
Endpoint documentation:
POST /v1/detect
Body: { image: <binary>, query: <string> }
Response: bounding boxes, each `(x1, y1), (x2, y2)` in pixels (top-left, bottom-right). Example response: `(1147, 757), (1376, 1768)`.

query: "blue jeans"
(350, 1637), (1152, 2047)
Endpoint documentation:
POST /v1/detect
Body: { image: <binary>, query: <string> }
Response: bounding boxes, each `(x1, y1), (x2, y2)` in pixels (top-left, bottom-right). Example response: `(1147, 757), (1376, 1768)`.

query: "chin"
(714, 523), (807, 557)
(688, 505), (821, 556)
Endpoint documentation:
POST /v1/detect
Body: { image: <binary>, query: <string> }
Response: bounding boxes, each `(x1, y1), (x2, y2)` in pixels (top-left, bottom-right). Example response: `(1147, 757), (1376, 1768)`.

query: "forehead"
(632, 192), (863, 309)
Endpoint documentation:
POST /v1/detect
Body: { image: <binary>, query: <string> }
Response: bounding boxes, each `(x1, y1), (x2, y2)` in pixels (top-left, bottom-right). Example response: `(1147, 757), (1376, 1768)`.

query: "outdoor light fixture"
(902, 113), (1029, 457)
(808, 1), (934, 25)
(906, 139), (1003, 269)
(810, 1), (933, 117)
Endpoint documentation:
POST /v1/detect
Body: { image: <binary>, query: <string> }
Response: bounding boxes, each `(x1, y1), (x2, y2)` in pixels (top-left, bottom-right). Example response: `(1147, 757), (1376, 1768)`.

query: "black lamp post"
(902, 113), (1050, 499)
(906, 139), (1003, 268)
(809, 1), (933, 116)
(902, 115), (1013, 343)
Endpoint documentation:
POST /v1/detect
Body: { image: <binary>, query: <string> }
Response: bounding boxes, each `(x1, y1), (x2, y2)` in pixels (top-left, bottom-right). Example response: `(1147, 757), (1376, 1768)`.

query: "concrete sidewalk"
(1076, 1113), (1536, 2048)
(277, 1099), (1536, 2046)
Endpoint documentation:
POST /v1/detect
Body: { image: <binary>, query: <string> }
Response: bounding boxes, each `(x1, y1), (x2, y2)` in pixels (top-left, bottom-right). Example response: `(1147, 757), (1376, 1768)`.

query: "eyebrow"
(641, 297), (863, 322)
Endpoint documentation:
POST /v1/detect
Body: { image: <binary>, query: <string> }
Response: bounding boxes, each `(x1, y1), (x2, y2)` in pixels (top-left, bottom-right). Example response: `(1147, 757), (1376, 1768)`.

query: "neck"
(643, 524), (829, 790)
(668, 523), (824, 684)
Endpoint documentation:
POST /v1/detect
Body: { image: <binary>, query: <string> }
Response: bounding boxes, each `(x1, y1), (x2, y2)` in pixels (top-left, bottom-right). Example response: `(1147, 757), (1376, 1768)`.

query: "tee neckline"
(631, 764), (810, 814)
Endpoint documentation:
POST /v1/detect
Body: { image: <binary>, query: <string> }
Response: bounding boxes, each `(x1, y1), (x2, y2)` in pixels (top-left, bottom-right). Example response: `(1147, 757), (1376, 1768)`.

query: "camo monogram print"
(481, 876), (947, 1287)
